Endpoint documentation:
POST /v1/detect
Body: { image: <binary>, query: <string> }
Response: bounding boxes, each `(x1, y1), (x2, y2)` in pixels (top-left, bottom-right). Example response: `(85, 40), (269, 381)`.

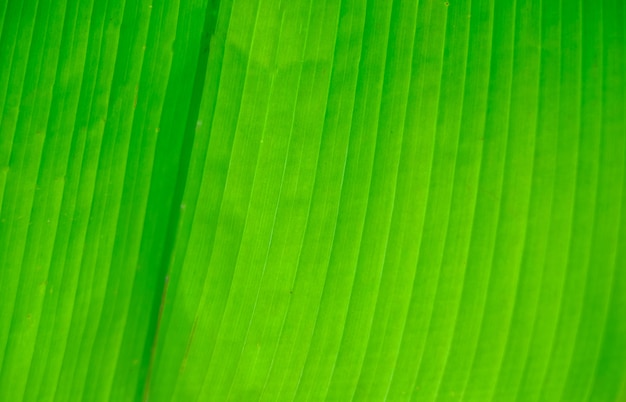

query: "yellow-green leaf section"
(0, 0), (624, 401)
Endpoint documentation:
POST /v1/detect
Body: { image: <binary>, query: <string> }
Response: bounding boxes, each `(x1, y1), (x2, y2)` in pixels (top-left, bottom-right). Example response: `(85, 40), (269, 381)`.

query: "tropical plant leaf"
(0, 0), (625, 401)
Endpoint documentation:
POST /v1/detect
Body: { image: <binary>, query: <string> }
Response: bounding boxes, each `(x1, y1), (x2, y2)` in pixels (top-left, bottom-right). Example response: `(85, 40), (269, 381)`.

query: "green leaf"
(1, 0), (625, 401)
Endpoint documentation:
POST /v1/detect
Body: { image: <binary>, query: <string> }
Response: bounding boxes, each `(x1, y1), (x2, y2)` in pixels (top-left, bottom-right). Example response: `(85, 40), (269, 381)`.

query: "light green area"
(0, 0), (625, 401)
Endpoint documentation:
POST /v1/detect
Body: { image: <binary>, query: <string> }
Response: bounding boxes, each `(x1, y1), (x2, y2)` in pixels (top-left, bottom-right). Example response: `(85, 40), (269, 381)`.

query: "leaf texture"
(0, 0), (625, 401)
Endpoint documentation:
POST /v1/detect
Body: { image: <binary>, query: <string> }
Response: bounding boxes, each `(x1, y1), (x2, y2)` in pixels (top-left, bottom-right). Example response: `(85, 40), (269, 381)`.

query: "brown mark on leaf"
(180, 315), (199, 372)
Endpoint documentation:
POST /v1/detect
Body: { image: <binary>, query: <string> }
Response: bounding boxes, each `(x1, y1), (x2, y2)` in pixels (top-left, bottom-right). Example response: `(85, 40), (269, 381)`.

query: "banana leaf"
(0, 0), (624, 400)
